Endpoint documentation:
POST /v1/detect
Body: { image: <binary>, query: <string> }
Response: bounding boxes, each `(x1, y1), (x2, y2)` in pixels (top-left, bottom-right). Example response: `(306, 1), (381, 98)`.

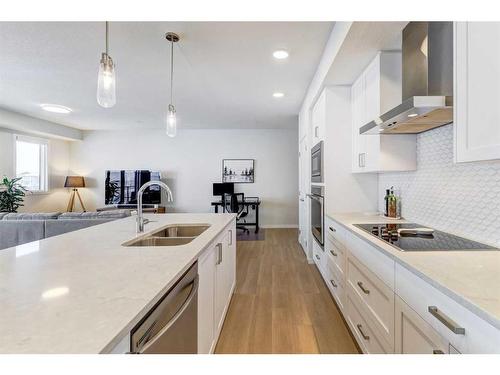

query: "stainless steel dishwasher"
(130, 262), (198, 354)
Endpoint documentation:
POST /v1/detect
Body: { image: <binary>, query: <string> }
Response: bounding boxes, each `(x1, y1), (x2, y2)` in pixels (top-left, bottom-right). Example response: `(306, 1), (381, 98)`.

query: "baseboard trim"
(260, 224), (299, 229)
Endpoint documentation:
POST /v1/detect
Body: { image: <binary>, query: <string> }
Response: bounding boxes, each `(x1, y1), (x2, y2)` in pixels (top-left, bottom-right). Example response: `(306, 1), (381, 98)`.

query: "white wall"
(0, 128), (71, 212)
(379, 124), (500, 247)
(69, 128), (299, 227)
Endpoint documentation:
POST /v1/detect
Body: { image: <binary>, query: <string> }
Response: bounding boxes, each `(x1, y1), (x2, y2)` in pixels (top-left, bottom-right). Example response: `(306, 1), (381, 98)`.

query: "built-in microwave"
(311, 141), (323, 183)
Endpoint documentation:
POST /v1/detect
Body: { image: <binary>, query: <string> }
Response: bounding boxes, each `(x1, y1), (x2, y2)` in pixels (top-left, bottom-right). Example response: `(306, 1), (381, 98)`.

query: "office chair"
(222, 193), (250, 234)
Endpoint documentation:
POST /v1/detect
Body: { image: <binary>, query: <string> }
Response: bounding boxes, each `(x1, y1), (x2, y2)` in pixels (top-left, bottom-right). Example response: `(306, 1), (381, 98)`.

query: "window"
(14, 135), (48, 193)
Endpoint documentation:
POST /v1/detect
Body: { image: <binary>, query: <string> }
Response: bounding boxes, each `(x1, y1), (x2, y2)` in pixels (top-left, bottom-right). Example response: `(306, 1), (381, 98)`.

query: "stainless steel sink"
(126, 237), (195, 247)
(122, 224), (210, 247)
(151, 225), (209, 238)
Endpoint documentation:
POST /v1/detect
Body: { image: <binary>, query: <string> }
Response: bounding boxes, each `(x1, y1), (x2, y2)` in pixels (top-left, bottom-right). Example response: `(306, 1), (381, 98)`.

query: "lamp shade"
(64, 176), (85, 188)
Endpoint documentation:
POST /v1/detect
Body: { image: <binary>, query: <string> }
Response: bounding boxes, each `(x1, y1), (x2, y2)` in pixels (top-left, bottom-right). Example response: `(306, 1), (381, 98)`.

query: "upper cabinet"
(311, 89), (327, 146)
(454, 22), (500, 163)
(351, 52), (417, 173)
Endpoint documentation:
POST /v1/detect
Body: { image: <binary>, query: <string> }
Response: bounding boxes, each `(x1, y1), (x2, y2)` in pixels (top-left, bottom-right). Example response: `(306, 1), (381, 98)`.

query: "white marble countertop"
(0, 213), (235, 354)
(327, 212), (500, 330)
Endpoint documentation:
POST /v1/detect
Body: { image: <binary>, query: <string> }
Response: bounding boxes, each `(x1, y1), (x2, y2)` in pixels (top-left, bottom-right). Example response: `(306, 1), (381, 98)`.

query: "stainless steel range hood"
(360, 22), (454, 135)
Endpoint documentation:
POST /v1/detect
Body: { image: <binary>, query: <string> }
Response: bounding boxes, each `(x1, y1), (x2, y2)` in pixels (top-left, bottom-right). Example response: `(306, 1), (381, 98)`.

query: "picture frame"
(222, 159), (255, 183)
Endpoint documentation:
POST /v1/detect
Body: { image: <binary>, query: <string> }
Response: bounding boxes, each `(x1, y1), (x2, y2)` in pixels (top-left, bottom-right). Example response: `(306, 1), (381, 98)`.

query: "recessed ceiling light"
(41, 286), (69, 300)
(273, 92), (285, 98)
(273, 50), (289, 60)
(408, 113), (418, 118)
(40, 104), (72, 114)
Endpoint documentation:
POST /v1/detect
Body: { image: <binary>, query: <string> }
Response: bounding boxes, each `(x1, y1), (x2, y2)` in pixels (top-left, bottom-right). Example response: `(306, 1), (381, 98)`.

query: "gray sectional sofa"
(0, 210), (131, 250)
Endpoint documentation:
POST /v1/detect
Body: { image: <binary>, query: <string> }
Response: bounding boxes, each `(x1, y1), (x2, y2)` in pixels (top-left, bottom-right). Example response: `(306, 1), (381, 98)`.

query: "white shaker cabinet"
(197, 222), (236, 354)
(395, 296), (449, 354)
(351, 52), (417, 173)
(351, 76), (368, 172)
(197, 242), (218, 354)
(311, 89), (327, 145)
(454, 22), (500, 162)
(214, 228), (236, 336)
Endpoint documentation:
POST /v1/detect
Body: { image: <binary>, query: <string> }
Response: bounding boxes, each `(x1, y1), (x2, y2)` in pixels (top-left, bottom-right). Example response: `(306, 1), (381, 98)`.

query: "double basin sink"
(123, 224), (210, 247)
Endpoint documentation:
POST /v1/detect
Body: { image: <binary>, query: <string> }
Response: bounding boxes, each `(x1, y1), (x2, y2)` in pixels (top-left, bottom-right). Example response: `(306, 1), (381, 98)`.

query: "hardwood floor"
(215, 228), (359, 354)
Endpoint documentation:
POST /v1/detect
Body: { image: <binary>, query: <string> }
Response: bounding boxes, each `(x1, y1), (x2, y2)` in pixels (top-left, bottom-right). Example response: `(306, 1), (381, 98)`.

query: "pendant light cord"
(170, 38), (174, 105)
(105, 21), (109, 56)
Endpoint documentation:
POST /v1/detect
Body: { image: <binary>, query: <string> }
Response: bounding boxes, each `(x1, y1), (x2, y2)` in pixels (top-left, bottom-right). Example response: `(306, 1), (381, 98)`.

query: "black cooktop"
(353, 223), (498, 251)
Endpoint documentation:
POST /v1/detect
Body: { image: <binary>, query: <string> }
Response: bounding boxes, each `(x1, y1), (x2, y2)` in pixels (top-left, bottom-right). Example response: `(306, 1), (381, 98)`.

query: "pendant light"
(166, 32), (179, 137)
(97, 21), (116, 108)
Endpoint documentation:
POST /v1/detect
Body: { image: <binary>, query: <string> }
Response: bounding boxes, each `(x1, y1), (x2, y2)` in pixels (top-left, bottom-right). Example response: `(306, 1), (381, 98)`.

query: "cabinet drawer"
(347, 254), (394, 349)
(345, 230), (395, 289)
(323, 265), (346, 312)
(396, 264), (500, 353)
(312, 239), (326, 272)
(346, 295), (391, 353)
(325, 217), (345, 243)
(325, 235), (346, 280)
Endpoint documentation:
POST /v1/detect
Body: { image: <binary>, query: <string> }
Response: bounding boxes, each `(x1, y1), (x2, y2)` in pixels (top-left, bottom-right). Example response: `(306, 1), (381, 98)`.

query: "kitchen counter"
(0, 213), (235, 354)
(327, 212), (500, 330)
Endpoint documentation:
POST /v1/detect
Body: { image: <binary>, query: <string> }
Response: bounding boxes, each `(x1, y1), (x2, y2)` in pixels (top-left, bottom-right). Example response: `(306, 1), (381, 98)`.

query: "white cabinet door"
(395, 296), (449, 354)
(214, 228), (236, 335)
(351, 75), (366, 172)
(363, 56), (382, 172)
(312, 89), (326, 145)
(225, 228), (236, 298)
(298, 136), (309, 255)
(197, 244), (217, 354)
(214, 243), (226, 335)
(455, 22), (500, 162)
(351, 52), (416, 173)
(364, 55), (381, 121)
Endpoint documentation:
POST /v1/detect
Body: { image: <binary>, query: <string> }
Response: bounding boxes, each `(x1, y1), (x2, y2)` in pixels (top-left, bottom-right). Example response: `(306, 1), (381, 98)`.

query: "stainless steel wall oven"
(309, 186), (324, 247)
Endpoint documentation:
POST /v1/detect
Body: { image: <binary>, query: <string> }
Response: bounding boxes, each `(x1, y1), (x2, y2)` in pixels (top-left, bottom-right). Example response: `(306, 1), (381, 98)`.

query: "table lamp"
(64, 176), (86, 212)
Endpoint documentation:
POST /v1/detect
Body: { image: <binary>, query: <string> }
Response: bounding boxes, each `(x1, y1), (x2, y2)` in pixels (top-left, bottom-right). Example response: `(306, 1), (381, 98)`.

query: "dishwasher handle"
(135, 275), (199, 353)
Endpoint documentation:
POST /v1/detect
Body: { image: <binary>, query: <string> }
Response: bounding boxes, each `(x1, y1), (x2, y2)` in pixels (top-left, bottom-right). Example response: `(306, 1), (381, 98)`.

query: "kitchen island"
(0, 213), (236, 354)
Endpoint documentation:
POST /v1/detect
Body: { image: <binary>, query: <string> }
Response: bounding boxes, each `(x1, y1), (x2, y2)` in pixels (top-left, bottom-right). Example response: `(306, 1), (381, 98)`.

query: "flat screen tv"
(104, 170), (161, 205)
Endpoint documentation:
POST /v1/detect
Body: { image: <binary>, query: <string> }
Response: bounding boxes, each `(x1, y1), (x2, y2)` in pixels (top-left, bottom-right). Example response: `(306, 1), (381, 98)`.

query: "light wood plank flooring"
(215, 228), (359, 354)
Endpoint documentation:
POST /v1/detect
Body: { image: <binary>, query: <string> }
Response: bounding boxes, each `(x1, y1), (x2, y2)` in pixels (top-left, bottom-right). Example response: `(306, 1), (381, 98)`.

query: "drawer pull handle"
(330, 279), (337, 288)
(428, 306), (465, 335)
(330, 250), (338, 257)
(329, 227), (336, 232)
(356, 324), (369, 340)
(315, 254), (320, 260)
(357, 281), (370, 294)
(433, 350), (445, 354)
(216, 243), (223, 265)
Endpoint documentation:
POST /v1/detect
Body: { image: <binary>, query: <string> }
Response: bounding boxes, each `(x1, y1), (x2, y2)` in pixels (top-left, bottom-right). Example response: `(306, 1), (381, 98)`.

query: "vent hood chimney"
(360, 22), (454, 135)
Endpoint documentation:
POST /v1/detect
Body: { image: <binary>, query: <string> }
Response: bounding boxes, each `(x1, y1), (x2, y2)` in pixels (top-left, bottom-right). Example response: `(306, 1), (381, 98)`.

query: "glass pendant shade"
(166, 104), (177, 137)
(97, 53), (116, 108)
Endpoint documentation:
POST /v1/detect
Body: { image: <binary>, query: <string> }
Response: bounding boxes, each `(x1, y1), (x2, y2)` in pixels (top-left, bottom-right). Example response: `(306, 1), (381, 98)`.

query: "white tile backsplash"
(378, 124), (500, 247)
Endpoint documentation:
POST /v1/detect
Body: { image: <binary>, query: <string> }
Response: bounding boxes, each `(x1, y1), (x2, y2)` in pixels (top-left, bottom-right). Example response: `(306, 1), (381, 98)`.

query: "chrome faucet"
(136, 180), (173, 233)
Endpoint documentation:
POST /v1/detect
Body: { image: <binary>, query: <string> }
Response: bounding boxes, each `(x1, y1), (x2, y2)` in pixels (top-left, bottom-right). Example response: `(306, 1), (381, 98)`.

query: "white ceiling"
(0, 22), (333, 130)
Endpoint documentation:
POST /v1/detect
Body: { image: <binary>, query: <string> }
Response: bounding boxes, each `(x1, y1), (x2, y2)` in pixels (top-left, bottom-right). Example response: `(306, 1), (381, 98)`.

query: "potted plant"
(0, 176), (27, 213)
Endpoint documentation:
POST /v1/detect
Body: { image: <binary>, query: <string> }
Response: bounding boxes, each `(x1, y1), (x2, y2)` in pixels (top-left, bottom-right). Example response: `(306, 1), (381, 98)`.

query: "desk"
(211, 197), (260, 233)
